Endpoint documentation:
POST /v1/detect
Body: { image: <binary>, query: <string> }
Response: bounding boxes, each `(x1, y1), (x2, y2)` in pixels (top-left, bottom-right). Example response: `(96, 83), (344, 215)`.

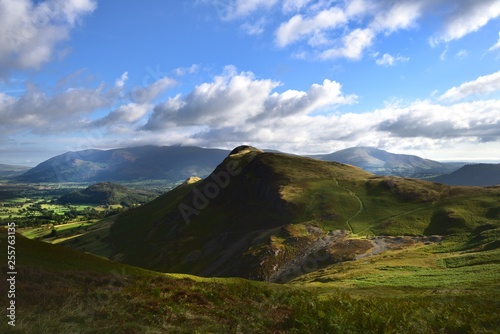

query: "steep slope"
(430, 163), (500, 186)
(15, 145), (230, 183)
(311, 147), (461, 177)
(58, 181), (156, 206)
(110, 146), (500, 281)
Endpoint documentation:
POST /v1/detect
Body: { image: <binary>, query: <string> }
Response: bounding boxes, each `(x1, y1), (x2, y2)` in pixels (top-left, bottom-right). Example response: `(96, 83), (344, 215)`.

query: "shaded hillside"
(430, 163), (500, 186)
(0, 163), (31, 178)
(58, 182), (156, 206)
(15, 145), (230, 183)
(110, 146), (500, 281)
(310, 147), (461, 177)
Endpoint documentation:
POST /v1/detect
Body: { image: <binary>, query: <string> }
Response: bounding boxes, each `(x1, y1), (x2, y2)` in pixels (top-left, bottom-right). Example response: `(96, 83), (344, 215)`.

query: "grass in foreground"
(0, 231), (499, 333)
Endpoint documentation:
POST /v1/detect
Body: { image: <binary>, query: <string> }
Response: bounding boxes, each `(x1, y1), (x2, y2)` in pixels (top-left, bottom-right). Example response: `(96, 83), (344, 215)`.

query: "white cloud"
(430, 0), (500, 46)
(216, 0), (279, 20)
(439, 70), (500, 102)
(144, 66), (357, 130)
(369, 1), (423, 33)
(276, 7), (347, 47)
(240, 18), (267, 35)
(174, 64), (200, 76)
(282, 0), (313, 13)
(375, 53), (410, 66)
(115, 72), (129, 88)
(130, 77), (177, 104)
(0, 82), (116, 134)
(211, 1), (500, 62)
(321, 28), (374, 60)
(91, 103), (151, 128)
(0, 0), (96, 76)
(489, 31), (500, 51)
(455, 49), (468, 59)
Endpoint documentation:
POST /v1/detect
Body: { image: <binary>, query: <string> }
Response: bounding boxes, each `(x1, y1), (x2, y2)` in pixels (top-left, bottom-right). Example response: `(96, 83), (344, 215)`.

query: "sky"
(1, 0), (500, 166)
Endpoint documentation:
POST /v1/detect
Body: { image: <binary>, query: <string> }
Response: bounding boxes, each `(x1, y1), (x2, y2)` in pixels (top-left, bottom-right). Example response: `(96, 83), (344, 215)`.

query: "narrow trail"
(333, 178), (363, 234)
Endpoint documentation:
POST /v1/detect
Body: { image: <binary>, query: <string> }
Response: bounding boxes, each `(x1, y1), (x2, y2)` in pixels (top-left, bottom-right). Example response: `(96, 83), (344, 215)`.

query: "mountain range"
(310, 147), (462, 177)
(13, 145), (472, 184)
(3, 145), (499, 332)
(15, 145), (230, 183)
(109, 146), (500, 281)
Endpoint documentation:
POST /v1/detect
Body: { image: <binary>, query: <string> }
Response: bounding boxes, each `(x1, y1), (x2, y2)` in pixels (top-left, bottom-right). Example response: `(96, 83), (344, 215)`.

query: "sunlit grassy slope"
(1, 230), (498, 333)
(110, 147), (500, 279)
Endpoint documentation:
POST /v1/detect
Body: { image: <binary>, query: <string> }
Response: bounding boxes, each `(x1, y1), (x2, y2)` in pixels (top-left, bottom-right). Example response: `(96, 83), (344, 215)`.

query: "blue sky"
(1, 0), (500, 166)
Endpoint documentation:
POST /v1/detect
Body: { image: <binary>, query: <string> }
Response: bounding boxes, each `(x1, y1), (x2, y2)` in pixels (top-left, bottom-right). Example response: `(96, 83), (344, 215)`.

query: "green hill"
(109, 146), (500, 281)
(58, 182), (156, 206)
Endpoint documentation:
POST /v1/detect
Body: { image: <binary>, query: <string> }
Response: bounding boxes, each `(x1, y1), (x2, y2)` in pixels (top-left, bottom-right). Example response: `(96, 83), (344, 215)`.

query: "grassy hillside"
(110, 146), (500, 281)
(1, 228), (498, 333)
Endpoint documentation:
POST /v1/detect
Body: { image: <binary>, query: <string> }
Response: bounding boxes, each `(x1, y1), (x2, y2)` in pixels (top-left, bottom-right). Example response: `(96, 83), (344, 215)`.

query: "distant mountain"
(0, 164), (31, 178)
(110, 146), (500, 282)
(58, 182), (157, 206)
(310, 147), (461, 177)
(430, 163), (500, 186)
(15, 146), (230, 183)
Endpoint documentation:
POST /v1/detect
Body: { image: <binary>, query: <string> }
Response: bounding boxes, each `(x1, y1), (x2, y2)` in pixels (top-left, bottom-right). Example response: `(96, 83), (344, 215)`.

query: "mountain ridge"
(310, 146), (461, 177)
(109, 146), (500, 281)
(15, 145), (231, 183)
(15, 145), (468, 184)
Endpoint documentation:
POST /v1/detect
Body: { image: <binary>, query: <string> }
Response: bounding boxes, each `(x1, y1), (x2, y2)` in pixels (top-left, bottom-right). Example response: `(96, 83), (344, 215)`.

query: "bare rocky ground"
(270, 230), (443, 283)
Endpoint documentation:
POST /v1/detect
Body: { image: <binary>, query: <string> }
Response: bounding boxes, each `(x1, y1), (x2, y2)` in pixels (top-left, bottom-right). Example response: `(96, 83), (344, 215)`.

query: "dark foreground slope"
(110, 146), (500, 281)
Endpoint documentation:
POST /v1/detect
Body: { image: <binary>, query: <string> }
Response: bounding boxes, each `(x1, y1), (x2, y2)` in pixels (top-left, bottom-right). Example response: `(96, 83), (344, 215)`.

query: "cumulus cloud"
(430, 0), (500, 46)
(377, 100), (500, 139)
(321, 28), (374, 60)
(90, 103), (151, 128)
(136, 68), (500, 157)
(375, 53), (410, 66)
(130, 77), (177, 104)
(0, 82), (116, 134)
(0, 0), (96, 77)
(144, 66), (357, 130)
(276, 7), (347, 47)
(187, 98), (500, 157)
(439, 70), (500, 102)
(211, 0), (500, 61)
